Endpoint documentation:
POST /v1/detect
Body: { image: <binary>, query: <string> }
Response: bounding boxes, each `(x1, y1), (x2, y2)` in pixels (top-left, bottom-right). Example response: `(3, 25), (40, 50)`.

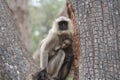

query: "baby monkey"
(57, 39), (74, 80)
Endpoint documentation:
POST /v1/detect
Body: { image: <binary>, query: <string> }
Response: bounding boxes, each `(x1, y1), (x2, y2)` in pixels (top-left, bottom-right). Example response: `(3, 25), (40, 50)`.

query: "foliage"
(29, 0), (66, 53)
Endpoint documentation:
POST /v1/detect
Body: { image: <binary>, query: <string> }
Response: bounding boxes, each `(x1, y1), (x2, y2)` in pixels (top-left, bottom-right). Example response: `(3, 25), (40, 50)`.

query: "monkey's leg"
(40, 49), (49, 70)
(47, 50), (65, 79)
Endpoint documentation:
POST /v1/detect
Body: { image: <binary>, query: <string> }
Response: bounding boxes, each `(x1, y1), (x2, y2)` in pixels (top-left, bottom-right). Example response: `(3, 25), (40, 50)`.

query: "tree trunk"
(69, 0), (120, 80)
(8, 0), (30, 50)
(0, 0), (38, 80)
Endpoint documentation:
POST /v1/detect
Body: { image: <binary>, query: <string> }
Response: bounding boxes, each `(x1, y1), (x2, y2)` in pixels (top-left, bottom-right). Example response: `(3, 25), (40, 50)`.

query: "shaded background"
(8, 0), (66, 53)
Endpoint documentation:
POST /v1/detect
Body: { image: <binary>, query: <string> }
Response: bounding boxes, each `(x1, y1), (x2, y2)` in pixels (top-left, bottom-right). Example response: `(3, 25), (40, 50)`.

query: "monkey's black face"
(58, 21), (68, 30)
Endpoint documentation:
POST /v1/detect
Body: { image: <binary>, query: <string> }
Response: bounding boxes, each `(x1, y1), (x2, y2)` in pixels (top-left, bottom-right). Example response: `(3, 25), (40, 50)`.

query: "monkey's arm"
(32, 38), (46, 64)
(40, 31), (59, 70)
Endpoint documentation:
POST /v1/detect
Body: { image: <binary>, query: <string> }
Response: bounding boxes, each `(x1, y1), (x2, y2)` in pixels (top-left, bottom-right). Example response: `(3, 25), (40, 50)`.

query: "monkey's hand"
(65, 54), (74, 63)
(33, 69), (48, 80)
(40, 69), (47, 80)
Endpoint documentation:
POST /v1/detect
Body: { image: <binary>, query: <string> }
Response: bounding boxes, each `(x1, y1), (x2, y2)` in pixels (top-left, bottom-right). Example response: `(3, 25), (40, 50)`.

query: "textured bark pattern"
(71, 0), (120, 80)
(0, 0), (38, 80)
(67, 0), (80, 80)
(8, 0), (30, 50)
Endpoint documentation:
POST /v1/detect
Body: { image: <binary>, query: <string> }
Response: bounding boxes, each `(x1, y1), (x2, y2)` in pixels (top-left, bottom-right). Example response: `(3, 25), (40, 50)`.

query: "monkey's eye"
(58, 21), (68, 30)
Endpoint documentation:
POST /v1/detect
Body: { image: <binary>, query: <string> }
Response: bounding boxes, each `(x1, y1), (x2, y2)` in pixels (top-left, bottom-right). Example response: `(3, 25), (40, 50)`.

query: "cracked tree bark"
(69, 0), (120, 80)
(0, 0), (38, 80)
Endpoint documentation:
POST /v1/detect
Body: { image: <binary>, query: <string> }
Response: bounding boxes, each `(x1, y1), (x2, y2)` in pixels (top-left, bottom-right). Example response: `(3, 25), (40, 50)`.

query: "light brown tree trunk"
(8, 0), (30, 50)
(0, 0), (38, 80)
(69, 0), (120, 80)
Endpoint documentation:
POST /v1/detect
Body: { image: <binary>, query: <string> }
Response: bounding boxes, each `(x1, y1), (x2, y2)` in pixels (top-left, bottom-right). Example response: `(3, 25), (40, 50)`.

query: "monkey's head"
(58, 20), (68, 30)
(61, 39), (72, 49)
(52, 16), (73, 35)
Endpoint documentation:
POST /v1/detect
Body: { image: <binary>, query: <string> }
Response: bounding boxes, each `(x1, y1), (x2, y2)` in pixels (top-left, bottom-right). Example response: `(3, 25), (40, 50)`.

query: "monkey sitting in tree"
(39, 16), (73, 71)
(33, 38), (74, 80)
(32, 16), (74, 80)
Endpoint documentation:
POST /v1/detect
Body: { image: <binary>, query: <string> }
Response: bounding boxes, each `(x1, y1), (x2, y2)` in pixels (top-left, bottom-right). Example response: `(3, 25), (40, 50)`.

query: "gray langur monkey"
(40, 16), (73, 70)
